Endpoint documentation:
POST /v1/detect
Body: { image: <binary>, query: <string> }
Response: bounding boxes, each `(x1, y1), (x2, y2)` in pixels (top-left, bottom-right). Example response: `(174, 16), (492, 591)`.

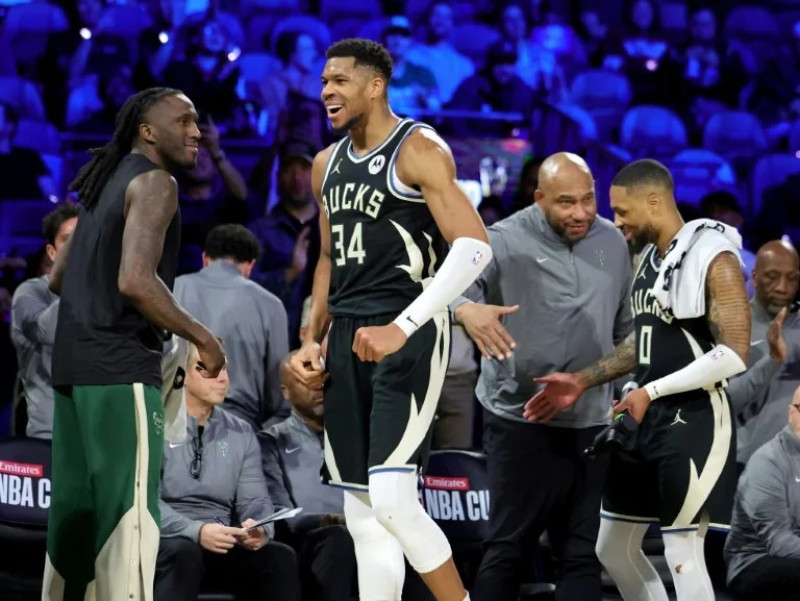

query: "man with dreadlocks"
(44, 87), (226, 601)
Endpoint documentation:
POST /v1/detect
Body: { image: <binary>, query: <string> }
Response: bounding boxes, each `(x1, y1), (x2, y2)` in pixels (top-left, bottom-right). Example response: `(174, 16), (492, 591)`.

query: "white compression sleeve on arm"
(643, 344), (747, 400)
(394, 237), (492, 337)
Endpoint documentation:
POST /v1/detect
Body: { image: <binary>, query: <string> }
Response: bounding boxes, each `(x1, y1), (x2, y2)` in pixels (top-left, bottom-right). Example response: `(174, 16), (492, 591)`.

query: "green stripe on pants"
(44, 383), (164, 601)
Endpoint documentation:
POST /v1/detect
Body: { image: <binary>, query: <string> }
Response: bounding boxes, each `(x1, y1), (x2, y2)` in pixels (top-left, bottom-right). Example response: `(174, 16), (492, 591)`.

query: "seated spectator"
(725, 386), (800, 600)
(65, 65), (136, 131)
(0, 103), (53, 199)
(666, 7), (749, 140)
(699, 190), (756, 296)
(406, 2), (475, 104)
(604, 0), (671, 105)
(257, 32), (322, 142)
(447, 40), (535, 136)
(10, 203), (79, 439)
(163, 18), (242, 123)
(728, 240), (800, 465)
(744, 18), (800, 141)
(249, 142), (320, 348)
(174, 225), (289, 431)
(133, 0), (182, 89)
(155, 341), (301, 601)
(575, 8), (612, 68)
(501, 3), (568, 101)
(384, 16), (440, 117)
(259, 351), (356, 601)
(36, 0), (105, 125)
(176, 116), (251, 269)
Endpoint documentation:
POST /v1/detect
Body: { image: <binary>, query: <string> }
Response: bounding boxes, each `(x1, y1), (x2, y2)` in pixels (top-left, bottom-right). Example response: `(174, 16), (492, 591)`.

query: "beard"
(628, 223), (657, 255)
(332, 111), (365, 133)
(545, 213), (594, 243)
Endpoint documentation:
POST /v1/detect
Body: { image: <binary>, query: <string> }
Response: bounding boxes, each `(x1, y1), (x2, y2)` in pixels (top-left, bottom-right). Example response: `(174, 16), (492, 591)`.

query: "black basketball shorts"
(322, 310), (451, 490)
(601, 387), (736, 532)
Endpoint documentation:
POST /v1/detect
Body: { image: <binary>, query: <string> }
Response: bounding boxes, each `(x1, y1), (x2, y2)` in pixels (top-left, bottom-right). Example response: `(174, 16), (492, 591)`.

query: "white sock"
(596, 518), (669, 601)
(463, 594), (470, 601)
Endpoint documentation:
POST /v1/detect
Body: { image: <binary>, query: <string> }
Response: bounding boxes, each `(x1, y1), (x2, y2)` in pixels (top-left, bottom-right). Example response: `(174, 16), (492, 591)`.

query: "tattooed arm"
(118, 169), (225, 376)
(523, 332), (637, 422)
(576, 331), (638, 389)
(705, 251), (751, 364)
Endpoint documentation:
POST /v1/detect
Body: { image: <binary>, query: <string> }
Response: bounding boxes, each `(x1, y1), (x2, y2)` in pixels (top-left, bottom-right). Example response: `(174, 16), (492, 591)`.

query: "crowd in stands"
(1, 0), (800, 599)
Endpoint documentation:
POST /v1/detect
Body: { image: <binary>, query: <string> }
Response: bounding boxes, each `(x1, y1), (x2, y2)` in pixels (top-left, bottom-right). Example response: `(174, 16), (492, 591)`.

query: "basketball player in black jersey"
(524, 159), (751, 601)
(289, 39), (492, 601)
(45, 88), (225, 601)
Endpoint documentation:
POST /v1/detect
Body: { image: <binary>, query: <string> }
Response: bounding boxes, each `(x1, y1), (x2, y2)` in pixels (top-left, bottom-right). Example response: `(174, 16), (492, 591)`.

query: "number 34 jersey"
(631, 244), (718, 401)
(321, 118), (447, 317)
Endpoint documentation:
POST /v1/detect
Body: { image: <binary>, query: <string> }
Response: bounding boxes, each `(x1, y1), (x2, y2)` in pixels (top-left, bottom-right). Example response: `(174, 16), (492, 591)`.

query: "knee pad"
(343, 491), (405, 601)
(368, 470), (452, 573)
(662, 529), (707, 578)
(595, 518), (670, 601)
(662, 529), (714, 601)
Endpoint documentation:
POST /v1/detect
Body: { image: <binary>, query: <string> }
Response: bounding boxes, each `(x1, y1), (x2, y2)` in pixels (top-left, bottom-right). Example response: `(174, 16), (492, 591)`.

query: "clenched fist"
(352, 323), (408, 362)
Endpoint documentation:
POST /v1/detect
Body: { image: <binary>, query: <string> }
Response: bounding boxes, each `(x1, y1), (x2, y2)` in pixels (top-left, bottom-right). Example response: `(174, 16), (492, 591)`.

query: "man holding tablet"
(154, 341), (302, 601)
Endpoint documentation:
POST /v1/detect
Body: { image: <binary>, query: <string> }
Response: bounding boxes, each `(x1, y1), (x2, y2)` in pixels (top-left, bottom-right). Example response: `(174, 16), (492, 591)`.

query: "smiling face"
(320, 57), (384, 133)
(140, 93), (202, 170)
(535, 155), (597, 243)
(610, 184), (658, 254)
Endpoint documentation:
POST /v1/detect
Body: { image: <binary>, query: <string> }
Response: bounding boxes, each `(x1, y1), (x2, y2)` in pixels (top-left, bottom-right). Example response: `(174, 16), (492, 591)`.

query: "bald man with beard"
(451, 152), (633, 601)
(729, 240), (800, 465)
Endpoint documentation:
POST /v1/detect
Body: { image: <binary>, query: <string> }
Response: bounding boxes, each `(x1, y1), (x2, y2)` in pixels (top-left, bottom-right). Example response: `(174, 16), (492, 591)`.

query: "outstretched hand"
(455, 302), (519, 360)
(522, 372), (585, 423)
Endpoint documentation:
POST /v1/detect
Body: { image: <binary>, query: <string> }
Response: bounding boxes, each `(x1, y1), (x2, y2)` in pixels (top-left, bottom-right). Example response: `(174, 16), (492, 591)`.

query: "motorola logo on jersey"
(368, 155), (386, 174)
(631, 288), (674, 324)
(323, 183), (385, 219)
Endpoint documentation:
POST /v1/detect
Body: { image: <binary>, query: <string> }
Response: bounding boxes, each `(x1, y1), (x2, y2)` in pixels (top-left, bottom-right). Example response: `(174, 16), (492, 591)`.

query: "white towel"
(160, 334), (189, 444)
(653, 219), (743, 319)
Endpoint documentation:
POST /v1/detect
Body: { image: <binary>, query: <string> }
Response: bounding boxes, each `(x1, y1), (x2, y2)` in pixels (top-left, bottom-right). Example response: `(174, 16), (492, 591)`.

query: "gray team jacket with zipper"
(159, 407), (275, 541)
(725, 426), (800, 584)
(452, 203), (633, 428)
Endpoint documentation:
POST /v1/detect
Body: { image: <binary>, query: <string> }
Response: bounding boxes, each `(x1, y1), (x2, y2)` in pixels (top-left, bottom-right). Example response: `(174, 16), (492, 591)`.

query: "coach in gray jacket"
(155, 342), (300, 601)
(10, 202), (78, 438)
(452, 153), (633, 601)
(725, 386), (800, 600)
(175, 224), (289, 430)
